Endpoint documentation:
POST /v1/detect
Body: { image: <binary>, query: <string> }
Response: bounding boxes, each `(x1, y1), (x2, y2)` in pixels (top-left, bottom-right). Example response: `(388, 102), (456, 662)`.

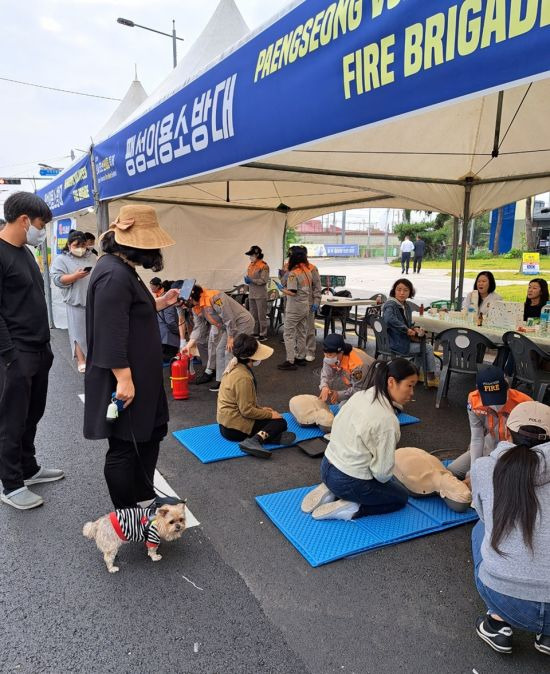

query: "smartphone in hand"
(83, 267), (92, 272)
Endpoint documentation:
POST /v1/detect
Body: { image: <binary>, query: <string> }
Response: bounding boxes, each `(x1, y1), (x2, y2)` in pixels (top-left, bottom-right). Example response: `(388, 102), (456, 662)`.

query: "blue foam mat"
(173, 407), (420, 464)
(255, 486), (477, 567)
(173, 412), (325, 463)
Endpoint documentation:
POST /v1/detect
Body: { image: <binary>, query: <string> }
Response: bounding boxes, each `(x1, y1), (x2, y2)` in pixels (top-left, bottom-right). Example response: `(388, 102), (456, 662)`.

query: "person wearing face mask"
(83, 232), (98, 256)
(0, 192), (64, 510)
(84, 205), (180, 509)
(244, 245), (270, 342)
(51, 230), (97, 373)
(319, 333), (374, 405)
(217, 333), (295, 458)
(447, 366), (532, 483)
(301, 358), (416, 520)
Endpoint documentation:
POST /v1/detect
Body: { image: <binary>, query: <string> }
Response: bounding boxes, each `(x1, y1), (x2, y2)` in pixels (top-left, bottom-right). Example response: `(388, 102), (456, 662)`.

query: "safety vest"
(291, 263), (312, 288)
(339, 349), (366, 387)
(467, 389), (533, 442)
(193, 289), (223, 329)
(247, 259), (268, 278)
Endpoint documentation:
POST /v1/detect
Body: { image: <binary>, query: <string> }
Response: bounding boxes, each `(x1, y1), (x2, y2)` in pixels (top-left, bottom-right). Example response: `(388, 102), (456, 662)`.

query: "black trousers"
(414, 256), (423, 273)
(105, 435), (161, 508)
(0, 346), (53, 493)
(219, 417), (288, 443)
(401, 252), (411, 273)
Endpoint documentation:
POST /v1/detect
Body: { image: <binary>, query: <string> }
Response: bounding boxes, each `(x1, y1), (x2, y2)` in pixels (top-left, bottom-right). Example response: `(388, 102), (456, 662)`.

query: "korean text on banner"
(37, 155), (94, 219)
(94, 0), (550, 200)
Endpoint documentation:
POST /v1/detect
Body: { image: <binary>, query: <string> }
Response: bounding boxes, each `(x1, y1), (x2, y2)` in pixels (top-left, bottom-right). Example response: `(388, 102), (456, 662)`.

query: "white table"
(414, 315), (550, 350)
(319, 297), (377, 339)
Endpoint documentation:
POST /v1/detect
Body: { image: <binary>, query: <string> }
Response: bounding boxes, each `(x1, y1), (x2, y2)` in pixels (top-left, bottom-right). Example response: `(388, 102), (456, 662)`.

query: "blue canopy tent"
(86, 1), (550, 299)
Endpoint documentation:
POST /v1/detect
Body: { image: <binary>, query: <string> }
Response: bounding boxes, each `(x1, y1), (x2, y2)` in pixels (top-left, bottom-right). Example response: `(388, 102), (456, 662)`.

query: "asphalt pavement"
(0, 327), (546, 673)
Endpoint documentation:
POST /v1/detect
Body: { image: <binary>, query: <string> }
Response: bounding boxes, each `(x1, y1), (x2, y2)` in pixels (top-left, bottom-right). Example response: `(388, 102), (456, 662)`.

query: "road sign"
(0, 178), (22, 184)
(39, 168), (62, 177)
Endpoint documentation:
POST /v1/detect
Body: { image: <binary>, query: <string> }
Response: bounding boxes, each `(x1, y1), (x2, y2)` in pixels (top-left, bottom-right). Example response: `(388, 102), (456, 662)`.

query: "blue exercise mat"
(328, 404), (420, 427)
(173, 412), (325, 464)
(256, 486), (477, 567)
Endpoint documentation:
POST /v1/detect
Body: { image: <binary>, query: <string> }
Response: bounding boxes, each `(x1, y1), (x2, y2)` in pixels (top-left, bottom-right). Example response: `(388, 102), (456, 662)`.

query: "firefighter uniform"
(305, 262), (322, 359)
(283, 264), (313, 363)
(246, 258), (270, 338)
(190, 290), (255, 381)
(319, 347), (374, 402)
(448, 388), (532, 479)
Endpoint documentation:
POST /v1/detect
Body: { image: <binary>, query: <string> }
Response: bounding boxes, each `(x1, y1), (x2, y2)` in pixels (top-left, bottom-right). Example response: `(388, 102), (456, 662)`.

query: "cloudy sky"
(0, 0), (290, 205)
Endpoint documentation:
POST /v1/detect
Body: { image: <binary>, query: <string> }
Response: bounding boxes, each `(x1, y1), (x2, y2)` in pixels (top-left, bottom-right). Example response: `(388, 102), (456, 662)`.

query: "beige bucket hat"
(103, 204), (175, 249)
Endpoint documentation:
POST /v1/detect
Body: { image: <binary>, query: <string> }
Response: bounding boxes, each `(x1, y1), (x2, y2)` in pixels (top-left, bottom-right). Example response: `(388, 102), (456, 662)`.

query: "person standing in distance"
(244, 245), (269, 342)
(413, 235), (425, 274)
(0, 192), (64, 510)
(400, 235), (415, 274)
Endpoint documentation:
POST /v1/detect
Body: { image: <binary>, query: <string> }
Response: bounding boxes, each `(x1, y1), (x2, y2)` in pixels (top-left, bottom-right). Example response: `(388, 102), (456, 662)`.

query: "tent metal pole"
(90, 146), (110, 234)
(456, 181), (473, 310)
(450, 216), (459, 306)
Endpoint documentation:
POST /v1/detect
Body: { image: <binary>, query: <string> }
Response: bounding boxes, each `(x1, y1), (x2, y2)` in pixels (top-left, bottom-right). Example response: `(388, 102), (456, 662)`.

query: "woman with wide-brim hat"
(84, 205), (178, 508)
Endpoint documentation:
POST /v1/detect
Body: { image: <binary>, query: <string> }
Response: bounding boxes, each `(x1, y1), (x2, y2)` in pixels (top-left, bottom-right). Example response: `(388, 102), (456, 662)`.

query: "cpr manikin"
(393, 447), (472, 512)
(289, 395), (334, 432)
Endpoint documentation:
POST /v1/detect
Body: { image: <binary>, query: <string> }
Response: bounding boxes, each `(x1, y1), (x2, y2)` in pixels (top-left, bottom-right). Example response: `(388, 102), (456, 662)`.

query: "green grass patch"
(390, 257), (550, 271)
(461, 271), (549, 281)
(494, 285), (530, 303)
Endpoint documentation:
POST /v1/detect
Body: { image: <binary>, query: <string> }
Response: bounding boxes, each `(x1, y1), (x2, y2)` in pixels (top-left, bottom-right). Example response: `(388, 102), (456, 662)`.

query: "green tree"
(285, 225), (301, 250)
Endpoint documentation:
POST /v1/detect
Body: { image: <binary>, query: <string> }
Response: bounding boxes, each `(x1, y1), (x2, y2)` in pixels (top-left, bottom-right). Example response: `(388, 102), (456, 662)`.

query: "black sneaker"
(272, 431), (296, 446)
(194, 371), (215, 385)
(278, 361), (297, 371)
(239, 436), (272, 459)
(209, 381), (221, 392)
(294, 358), (307, 367)
(476, 615), (513, 654)
(535, 633), (550, 655)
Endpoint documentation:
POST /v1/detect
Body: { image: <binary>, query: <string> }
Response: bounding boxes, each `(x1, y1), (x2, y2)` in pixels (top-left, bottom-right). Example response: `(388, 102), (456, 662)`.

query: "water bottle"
(467, 305), (477, 325)
(540, 302), (550, 335)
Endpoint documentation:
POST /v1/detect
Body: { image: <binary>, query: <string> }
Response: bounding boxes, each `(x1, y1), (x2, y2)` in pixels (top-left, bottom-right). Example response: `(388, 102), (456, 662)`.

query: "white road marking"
(77, 393), (199, 528)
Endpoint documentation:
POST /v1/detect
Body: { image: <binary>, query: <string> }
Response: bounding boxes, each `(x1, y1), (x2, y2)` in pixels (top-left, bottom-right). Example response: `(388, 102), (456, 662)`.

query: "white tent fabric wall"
(112, 199), (286, 290)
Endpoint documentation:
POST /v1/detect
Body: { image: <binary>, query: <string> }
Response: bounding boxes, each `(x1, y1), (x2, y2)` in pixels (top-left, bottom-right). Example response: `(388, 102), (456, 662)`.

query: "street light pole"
(117, 17), (183, 69)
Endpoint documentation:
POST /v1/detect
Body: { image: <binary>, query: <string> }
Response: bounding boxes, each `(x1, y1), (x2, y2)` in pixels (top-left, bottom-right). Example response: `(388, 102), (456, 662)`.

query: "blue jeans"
(472, 521), (550, 636)
(320, 456), (408, 517)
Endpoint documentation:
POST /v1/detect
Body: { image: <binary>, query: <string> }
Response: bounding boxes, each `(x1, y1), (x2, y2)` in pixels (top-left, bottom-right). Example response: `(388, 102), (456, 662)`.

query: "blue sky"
(0, 0), (290, 204)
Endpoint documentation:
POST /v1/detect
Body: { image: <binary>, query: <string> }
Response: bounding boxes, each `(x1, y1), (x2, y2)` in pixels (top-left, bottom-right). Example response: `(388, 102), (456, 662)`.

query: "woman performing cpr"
(302, 358), (417, 520)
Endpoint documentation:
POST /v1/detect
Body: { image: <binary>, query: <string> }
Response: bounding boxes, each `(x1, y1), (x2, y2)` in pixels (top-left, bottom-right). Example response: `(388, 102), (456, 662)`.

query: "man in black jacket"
(0, 192), (64, 510)
(413, 236), (426, 274)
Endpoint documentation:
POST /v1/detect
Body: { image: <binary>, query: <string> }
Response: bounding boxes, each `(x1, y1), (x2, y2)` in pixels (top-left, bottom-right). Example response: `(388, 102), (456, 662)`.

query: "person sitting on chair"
(382, 278), (438, 387)
(447, 366), (532, 483)
(217, 334), (295, 459)
(318, 333), (374, 405)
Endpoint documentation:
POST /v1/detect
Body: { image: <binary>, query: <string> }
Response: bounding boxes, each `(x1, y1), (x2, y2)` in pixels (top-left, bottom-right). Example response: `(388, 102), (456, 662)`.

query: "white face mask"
(324, 356), (339, 366)
(251, 360), (262, 367)
(25, 220), (47, 247)
(71, 247), (86, 258)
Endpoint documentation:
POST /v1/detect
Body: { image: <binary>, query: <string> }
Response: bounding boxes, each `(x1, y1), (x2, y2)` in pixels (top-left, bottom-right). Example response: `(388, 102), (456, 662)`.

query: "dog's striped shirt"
(109, 507), (160, 549)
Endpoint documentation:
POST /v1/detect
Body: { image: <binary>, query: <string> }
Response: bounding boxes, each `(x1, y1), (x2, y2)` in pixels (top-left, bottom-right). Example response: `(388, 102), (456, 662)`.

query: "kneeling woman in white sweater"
(302, 358), (418, 520)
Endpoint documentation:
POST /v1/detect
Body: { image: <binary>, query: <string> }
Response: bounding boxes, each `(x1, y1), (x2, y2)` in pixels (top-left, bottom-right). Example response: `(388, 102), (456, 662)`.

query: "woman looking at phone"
(51, 230), (97, 373)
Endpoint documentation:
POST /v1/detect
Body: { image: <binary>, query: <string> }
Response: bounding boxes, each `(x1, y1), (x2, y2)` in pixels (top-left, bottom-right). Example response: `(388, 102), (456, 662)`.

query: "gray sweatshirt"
(471, 441), (550, 602)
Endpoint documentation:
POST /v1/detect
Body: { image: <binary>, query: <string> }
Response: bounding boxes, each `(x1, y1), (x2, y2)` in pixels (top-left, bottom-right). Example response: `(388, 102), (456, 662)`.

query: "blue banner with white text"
(94, 0), (550, 200)
(37, 155), (94, 218)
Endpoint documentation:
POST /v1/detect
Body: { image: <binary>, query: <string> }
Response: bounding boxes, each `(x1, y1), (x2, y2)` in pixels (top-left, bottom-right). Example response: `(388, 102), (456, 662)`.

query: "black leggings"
(105, 436), (160, 508)
(219, 417), (288, 443)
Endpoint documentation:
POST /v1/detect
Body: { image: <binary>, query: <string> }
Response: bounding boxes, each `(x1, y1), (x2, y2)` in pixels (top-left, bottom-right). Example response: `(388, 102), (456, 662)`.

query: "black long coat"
(84, 254), (169, 442)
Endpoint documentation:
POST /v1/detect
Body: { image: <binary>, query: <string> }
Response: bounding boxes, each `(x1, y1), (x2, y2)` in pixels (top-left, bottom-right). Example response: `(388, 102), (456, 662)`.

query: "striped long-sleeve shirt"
(109, 507), (160, 549)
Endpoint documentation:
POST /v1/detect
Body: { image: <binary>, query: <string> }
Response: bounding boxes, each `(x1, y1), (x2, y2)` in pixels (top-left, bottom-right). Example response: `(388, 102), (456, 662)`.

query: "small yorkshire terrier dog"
(83, 503), (186, 573)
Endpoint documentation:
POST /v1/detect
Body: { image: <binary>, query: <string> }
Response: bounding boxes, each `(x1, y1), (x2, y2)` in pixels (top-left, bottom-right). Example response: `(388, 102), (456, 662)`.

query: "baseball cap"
(476, 365), (507, 405)
(323, 333), (346, 353)
(245, 245), (262, 256)
(507, 401), (550, 438)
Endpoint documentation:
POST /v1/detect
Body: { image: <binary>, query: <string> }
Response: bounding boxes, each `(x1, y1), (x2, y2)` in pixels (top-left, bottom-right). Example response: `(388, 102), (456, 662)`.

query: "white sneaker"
(301, 483), (335, 513)
(1, 487), (44, 510)
(24, 467), (64, 485)
(312, 499), (360, 520)
(305, 355), (315, 362)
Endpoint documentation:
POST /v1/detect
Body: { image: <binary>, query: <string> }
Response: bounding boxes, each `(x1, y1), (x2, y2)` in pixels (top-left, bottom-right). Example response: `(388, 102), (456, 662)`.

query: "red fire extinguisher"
(170, 353), (190, 400)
